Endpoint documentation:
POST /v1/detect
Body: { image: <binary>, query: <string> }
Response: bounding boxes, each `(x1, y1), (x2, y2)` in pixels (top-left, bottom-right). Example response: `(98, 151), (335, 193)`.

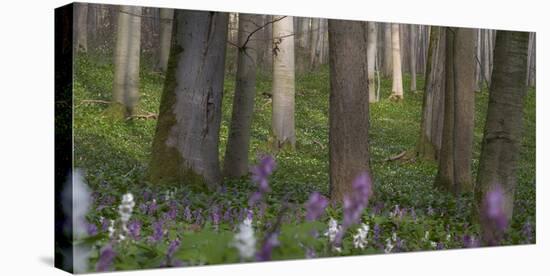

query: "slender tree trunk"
(367, 22), (378, 103)
(257, 15), (273, 74)
(409, 25), (417, 92)
(474, 31), (529, 244)
(271, 16), (296, 150)
(75, 3), (88, 53)
(417, 26), (445, 160)
(157, 8), (174, 72)
(223, 14), (260, 178)
(309, 18), (320, 70)
(148, 10), (229, 190)
(434, 27), (475, 194)
(328, 20), (371, 202)
(390, 23), (403, 100)
(383, 23), (392, 77)
(111, 5), (142, 117)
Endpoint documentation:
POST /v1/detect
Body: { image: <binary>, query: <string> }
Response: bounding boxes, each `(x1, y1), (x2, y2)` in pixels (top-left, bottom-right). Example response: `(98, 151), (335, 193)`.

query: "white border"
(0, 0), (547, 275)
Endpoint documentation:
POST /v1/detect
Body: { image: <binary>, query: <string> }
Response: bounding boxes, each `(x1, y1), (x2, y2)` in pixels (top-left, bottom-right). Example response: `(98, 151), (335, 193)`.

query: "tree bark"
(75, 3), (88, 53)
(148, 10), (229, 191)
(434, 27), (475, 194)
(271, 16), (296, 150)
(383, 23), (392, 77)
(474, 30), (529, 243)
(409, 25), (417, 92)
(111, 5), (142, 117)
(416, 26), (445, 160)
(157, 8), (174, 72)
(390, 23), (403, 100)
(328, 20), (371, 202)
(309, 18), (321, 70)
(367, 22), (378, 102)
(223, 14), (260, 178)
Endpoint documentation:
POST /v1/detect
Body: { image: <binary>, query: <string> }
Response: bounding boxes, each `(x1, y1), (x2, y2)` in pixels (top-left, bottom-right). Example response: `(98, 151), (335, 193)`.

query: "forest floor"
(73, 55), (536, 269)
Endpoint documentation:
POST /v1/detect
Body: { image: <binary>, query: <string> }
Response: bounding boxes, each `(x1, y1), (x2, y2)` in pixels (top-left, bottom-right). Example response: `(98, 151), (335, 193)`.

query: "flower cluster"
(324, 218), (342, 252)
(305, 192), (329, 221)
(249, 155), (276, 206)
(352, 223), (370, 249)
(343, 173), (372, 228)
(233, 216), (257, 259)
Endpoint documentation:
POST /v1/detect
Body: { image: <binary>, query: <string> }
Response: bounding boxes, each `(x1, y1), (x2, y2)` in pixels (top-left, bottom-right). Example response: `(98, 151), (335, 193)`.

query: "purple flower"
(96, 244), (116, 272)
(150, 220), (164, 242)
(522, 220), (533, 243)
(167, 201), (178, 221)
(128, 220), (141, 240)
(183, 206), (192, 222)
(167, 239), (181, 259)
(462, 235), (480, 248)
(147, 200), (158, 216)
(305, 192), (329, 221)
(249, 155), (276, 206)
(101, 218), (110, 232)
(256, 233), (279, 261)
(86, 222), (98, 236)
(373, 224), (381, 242)
(305, 248), (317, 258)
(194, 209), (203, 225)
(484, 185), (508, 232)
(211, 205), (221, 225)
(343, 173), (372, 228)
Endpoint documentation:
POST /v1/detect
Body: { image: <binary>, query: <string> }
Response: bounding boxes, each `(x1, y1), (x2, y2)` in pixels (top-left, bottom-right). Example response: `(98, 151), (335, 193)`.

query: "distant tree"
(309, 18), (321, 70)
(367, 22), (378, 103)
(328, 20), (371, 202)
(148, 11), (228, 190)
(110, 5), (142, 117)
(416, 26), (445, 160)
(389, 23), (403, 100)
(271, 15), (296, 150)
(223, 14), (260, 178)
(382, 23), (392, 77)
(434, 27), (475, 194)
(409, 25), (417, 92)
(474, 31), (529, 243)
(75, 3), (88, 53)
(157, 8), (174, 72)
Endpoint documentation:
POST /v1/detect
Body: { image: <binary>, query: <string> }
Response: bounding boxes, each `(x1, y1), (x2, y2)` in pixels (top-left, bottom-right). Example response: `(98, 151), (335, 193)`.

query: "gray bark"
(390, 23), (403, 100)
(75, 3), (88, 53)
(158, 8), (174, 72)
(223, 14), (260, 178)
(367, 22), (378, 102)
(328, 19), (371, 202)
(148, 10), (229, 190)
(383, 23), (392, 77)
(409, 25), (417, 92)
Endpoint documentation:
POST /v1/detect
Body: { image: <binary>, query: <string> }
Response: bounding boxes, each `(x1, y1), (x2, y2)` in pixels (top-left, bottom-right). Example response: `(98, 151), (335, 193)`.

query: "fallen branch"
(77, 99), (111, 107)
(384, 151), (407, 162)
(126, 112), (158, 120)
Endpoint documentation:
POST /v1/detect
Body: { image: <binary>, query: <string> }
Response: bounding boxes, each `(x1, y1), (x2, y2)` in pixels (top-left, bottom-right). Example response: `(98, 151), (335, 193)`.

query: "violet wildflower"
(86, 222), (98, 236)
(101, 217), (109, 232)
(305, 192), (329, 221)
(462, 235), (480, 248)
(522, 220), (533, 243)
(256, 233), (279, 261)
(249, 155), (276, 206)
(147, 199), (158, 215)
(484, 185), (508, 231)
(211, 205), (221, 226)
(305, 248), (317, 258)
(167, 239), (181, 259)
(167, 201), (178, 221)
(150, 220), (164, 243)
(183, 206), (192, 222)
(373, 224), (381, 243)
(342, 172), (372, 228)
(128, 220), (141, 240)
(96, 244), (116, 272)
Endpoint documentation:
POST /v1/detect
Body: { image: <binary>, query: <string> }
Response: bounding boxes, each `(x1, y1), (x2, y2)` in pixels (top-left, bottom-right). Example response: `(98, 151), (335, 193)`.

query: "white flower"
(353, 223), (370, 249)
(233, 217), (256, 259)
(422, 231), (430, 242)
(324, 217), (341, 243)
(108, 219), (115, 238)
(446, 234), (451, 242)
(392, 231), (397, 242)
(430, 241), (437, 248)
(384, 238), (394, 253)
(118, 193), (135, 223)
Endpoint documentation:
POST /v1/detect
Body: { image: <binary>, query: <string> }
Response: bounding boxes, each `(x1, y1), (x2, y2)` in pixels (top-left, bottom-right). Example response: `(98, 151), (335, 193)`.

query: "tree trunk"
(309, 18), (320, 70)
(409, 25), (417, 92)
(474, 30), (529, 244)
(157, 8), (174, 72)
(75, 3), (88, 53)
(416, 26), (445, 161)
(271, 16), (296, 150)
(148, 10), (229, 191)
(328, 20), (371, 202)
(390, 23), (403, 100)
(383, 23), (392, 77)
(111, 5), (142, 117)
(223, 14), (260, 178)
(367, 22), (378, 103)
(434, 27), (475, 194)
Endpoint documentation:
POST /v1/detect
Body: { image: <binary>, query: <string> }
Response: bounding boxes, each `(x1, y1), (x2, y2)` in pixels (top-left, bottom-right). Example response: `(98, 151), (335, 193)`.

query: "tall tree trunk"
(271, 16), (296, 150)
(434, 27), (475, 194)
(409, 25), (417, 92)
(367, 22), (378, 103)
(474, 31), (529, 244)
(223, 14), (260, 178)
(390, 23), (403, 100)
(157, 8), (174, 72)
(257, 15), (273, 74)
(416, 26), (445, 160)
(328, 20), (371, 202)
(309, 18), (320, 70)
(75, 3), (88, 53)
(148, 11), (229, 190)
(111, 5), (142, 117)
(383, 23), (392, 77)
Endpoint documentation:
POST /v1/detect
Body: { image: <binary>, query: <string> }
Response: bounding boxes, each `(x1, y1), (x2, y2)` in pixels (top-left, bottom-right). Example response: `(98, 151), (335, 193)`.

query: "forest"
(64, 3), (536, 273)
